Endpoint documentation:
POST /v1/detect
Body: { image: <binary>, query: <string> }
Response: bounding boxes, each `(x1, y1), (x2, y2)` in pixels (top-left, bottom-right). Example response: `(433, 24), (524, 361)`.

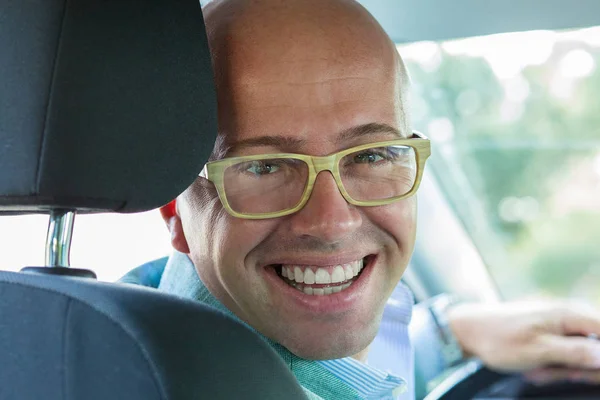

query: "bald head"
(204, 0), (397, 62)
(202, 0), (411, 156)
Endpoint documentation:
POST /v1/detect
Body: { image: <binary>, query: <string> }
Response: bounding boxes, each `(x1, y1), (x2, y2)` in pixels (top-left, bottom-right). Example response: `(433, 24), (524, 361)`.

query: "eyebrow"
(219, 122), (405, 157)
(221, 136), (308, 157)
(337, 123), (405, 141)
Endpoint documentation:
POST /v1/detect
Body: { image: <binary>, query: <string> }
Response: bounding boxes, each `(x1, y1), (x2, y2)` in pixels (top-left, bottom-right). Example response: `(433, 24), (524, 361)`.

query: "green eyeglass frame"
(200, 131), (431, 219)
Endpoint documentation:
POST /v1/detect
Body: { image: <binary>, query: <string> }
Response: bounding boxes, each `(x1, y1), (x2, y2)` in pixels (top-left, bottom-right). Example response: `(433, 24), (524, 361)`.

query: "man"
(122, 0), (600, 398)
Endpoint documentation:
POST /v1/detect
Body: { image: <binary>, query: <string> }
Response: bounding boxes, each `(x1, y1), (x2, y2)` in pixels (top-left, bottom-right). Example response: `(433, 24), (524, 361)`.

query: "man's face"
(177, 7), (416, 359)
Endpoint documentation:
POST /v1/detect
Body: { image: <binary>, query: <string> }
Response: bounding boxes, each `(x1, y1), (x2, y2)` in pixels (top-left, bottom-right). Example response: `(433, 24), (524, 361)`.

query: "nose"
(289, 171), (362, 242)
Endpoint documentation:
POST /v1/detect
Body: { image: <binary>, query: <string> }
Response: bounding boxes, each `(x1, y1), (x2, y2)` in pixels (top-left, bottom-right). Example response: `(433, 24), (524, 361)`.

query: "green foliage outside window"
(399, 28), (600, 302)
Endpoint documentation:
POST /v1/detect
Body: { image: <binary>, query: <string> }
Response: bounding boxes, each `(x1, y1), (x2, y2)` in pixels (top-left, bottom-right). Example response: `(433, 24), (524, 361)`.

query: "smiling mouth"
(274, 256), (372, 295)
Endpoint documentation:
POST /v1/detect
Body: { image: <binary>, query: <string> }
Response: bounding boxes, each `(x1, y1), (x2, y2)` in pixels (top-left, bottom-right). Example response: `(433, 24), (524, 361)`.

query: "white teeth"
(303, 269), (316, 284)
(331, 266), (345, 283)
(343, 264), (353, 280)
(315, 268), (331, 284)
(280, 257), (368, 294)
(294, 266), (304, 283)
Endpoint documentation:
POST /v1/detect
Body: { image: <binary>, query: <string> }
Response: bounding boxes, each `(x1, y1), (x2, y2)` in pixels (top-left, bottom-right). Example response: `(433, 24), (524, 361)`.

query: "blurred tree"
(402, 34), (600, 301)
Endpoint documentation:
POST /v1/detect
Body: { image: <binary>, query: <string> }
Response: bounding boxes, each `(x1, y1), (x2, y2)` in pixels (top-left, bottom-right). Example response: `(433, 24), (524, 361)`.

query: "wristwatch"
(428, 294), (465, 368)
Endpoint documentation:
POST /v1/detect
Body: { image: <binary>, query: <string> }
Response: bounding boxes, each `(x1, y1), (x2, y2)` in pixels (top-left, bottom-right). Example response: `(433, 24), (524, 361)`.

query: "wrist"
(446, 302), (478, 359)
(428, 294), (467, 368)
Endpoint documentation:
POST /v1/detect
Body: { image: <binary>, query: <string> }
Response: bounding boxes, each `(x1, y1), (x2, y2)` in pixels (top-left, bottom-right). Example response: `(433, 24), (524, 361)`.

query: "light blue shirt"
(121, 252), (415, 399)
(369, 284), (415, 400)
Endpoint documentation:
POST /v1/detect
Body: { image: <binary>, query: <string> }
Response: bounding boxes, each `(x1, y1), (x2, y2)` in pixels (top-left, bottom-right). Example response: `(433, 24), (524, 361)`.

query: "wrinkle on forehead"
(241, 76), (378, 88)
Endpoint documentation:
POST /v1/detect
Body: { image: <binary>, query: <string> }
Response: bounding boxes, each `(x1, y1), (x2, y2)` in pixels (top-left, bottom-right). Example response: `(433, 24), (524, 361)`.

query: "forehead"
(214, 55), (407, 157)
(208, 6), (410, 156)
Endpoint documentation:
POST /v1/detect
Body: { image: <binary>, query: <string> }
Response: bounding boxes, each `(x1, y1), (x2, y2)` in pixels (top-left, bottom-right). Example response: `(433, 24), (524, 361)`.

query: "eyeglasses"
(200, 131), (431, 219)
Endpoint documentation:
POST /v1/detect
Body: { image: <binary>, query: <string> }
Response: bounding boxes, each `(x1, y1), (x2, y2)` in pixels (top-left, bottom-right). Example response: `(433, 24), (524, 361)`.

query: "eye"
(353, 151), (386, 164)
(245, 160), (280, 175)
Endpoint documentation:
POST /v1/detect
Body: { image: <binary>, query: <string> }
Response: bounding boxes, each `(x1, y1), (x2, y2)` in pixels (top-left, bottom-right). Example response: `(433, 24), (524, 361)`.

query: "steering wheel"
(424, 360), (600, 400)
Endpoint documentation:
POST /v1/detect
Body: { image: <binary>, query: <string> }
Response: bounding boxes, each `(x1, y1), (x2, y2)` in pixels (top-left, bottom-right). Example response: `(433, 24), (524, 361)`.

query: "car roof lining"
(359, 0), (600, 43)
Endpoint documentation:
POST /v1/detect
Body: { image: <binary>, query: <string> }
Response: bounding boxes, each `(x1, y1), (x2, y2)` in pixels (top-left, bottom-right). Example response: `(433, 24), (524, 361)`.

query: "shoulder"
(118, 256), (168, 287)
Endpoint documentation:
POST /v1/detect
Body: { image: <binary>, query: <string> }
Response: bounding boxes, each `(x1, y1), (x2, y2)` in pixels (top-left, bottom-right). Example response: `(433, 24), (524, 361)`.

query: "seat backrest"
(0, 270), (307, 399)
(0, 1), (307, 398)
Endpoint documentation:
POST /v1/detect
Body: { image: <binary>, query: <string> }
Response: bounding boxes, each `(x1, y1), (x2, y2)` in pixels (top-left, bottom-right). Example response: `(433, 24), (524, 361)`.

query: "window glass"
(2, 27), (599, 299)
(0, 212), (170, 282)
(398, 27), (600, 302)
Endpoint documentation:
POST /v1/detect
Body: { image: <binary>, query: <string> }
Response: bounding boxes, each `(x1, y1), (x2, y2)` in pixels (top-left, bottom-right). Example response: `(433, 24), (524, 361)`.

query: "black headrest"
(0, 0), (216, 214)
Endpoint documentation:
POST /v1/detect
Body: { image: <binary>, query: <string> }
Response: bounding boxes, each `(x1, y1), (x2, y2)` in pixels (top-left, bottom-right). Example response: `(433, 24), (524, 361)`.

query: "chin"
(276, 318), (381, 361)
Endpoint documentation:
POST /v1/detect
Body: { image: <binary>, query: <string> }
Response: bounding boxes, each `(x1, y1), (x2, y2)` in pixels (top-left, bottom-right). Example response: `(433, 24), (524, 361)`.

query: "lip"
(262, 254), (378, 315)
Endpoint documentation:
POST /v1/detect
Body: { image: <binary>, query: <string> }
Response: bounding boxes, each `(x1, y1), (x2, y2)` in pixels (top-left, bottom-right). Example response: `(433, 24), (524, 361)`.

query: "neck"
(351, 346), (370, 363)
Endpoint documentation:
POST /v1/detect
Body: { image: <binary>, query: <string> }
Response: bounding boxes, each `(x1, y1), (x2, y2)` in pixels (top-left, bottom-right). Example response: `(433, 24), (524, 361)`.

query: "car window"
(0, 212), (170, 282)
(398, 26), (600, 302)
(1, 27), (598, 303)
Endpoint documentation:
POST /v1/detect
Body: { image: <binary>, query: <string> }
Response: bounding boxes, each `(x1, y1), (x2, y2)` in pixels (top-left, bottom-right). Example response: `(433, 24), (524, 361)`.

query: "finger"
(560, 302), (600, 336)
(537, 335), (600, 369)
(525, 367), (600, 385)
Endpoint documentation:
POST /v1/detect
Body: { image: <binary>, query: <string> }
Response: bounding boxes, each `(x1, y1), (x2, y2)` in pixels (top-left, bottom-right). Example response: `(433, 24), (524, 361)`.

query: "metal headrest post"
(45, 210), (75, 267)
(21, 210), (96, 279)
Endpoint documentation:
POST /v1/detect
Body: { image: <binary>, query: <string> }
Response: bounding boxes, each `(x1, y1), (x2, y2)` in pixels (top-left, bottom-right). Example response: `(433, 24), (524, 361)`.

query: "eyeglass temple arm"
(412, 130), (428, 140)
(199, 165), (208, 178)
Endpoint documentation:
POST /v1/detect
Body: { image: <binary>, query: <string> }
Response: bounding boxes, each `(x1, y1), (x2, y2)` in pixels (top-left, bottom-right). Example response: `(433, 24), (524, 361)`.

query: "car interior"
(1, 0), (600, 399)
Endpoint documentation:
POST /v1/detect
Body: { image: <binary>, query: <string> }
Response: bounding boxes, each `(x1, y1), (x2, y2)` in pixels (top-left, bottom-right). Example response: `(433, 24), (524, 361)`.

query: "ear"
(159, 199), (190, 254)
